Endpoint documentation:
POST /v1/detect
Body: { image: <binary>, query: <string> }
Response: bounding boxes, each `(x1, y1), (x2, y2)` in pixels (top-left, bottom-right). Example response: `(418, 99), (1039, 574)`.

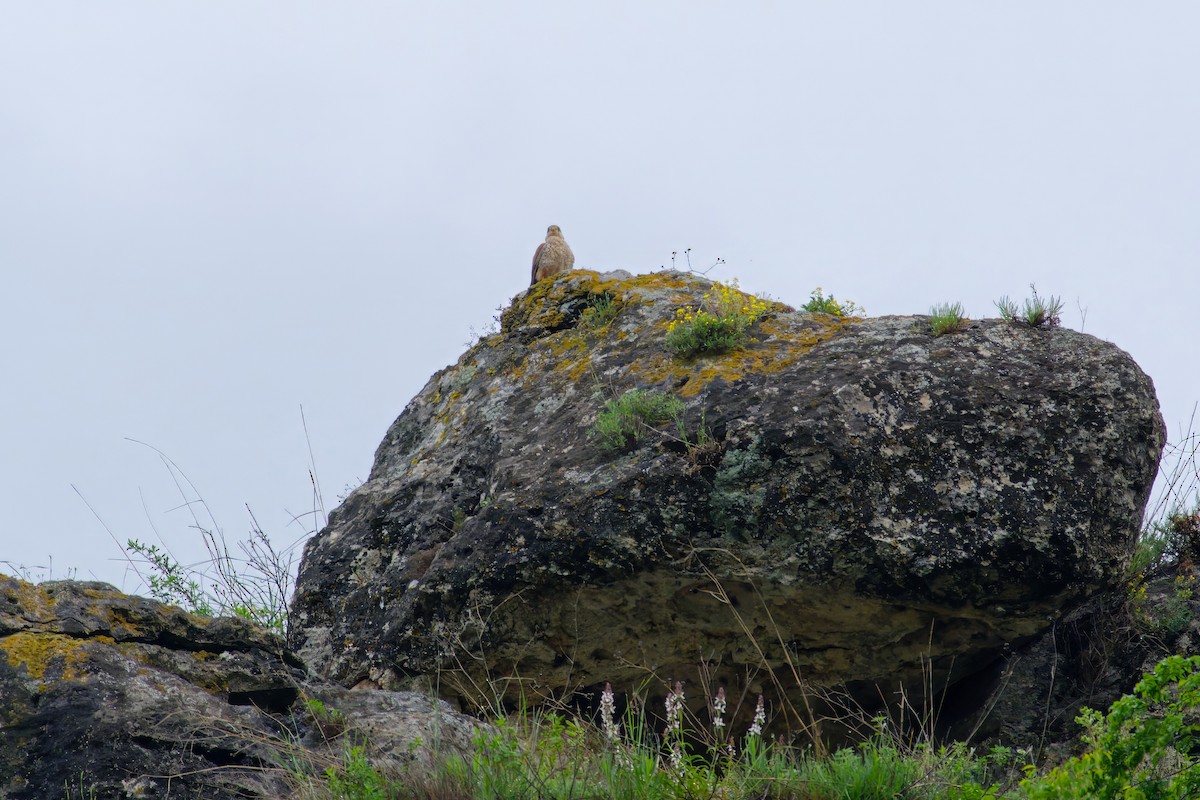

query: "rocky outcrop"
(0, 576), (482, 799)
(289, 270), (1164, 736)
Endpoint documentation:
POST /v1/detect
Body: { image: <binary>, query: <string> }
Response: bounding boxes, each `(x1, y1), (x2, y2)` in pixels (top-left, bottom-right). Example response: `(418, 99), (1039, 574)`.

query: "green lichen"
(711, 444), (771, 535)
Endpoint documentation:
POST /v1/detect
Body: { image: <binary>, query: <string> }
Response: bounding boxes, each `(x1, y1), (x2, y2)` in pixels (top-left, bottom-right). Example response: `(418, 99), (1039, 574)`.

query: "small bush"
(112, 442), (314, 635)
(801, 286), (864, 317)
(929, 302), (969, 335)
(1165, 507), (1200, 568)
(1021, 654), (1200, 798)
(126, 523), (293, 634)
(1129, 496), (1200, 638)
(323, 745), (392, 800)
(995, 284), (1063, 329)
(665, 280), (771, 358)
(592, 389), (685, 450)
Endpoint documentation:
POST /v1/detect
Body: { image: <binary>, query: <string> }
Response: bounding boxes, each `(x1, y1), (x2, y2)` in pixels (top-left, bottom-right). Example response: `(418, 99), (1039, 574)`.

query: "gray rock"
(289, 270), (1164, 736)
(0, 576), (482, 799)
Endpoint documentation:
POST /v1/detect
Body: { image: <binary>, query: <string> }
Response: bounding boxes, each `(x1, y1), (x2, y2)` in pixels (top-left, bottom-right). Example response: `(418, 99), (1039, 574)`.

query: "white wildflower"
(712, 686), (727, 730)
(748, 694), (765, 737)
(600, 682), (619, 743)
(665, 680), (684, 732)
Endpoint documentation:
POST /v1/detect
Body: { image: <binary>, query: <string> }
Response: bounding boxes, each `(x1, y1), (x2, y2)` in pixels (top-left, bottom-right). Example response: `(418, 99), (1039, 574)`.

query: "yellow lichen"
(1, 578), (56, 620)
(633, 313), (856, 396)
(487, 270), (857, 414)
(0, 632), (98, 682)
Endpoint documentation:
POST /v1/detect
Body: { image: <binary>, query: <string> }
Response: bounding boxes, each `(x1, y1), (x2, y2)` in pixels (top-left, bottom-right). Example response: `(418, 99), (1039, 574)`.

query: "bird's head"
(546, 224), (563, 238)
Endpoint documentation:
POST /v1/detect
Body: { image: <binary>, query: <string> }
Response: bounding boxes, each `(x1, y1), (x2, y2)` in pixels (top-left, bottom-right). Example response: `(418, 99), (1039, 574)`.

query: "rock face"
(290, 270), (1164, 735)
(0, 576), (482, 799)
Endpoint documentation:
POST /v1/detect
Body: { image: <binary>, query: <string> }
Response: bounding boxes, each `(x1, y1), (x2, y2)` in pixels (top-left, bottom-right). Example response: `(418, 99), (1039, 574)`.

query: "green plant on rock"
(125, 525), (291, 634)
(995, 284), (1063, 329)
(592, 389), (685, 450)
(801, 286), (865, 317)
(929, 302), (969, 335)
(676, 409), (723, 470)
(125, 540), (216, 617)
(1021, 654), (1200, 798)
(107, 440), (312, 635)
(63, 773), (98, 800)
(665, 279), (771, 357)
(581, 291), (620, 329)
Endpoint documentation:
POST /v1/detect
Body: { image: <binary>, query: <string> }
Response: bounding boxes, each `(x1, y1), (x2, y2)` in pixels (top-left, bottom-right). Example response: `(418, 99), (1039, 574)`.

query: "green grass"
(286, 709), (1027, 799)
(995, 285), (1063, 329)
(279, 653), (1200, 798)
(928, 302), (969, 336)
(592, 389), (685, 450)
(581, 292), (621, 329)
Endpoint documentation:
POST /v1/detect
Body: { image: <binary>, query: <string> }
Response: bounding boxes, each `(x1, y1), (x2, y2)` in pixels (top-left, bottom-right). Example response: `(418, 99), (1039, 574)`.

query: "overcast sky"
(3, 4), (1197, 591)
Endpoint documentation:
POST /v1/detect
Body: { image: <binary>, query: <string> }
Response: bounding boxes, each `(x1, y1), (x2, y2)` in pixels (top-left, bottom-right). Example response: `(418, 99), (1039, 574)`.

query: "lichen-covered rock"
(0, 576), (481, 799)
(289, 270), (1164, 735)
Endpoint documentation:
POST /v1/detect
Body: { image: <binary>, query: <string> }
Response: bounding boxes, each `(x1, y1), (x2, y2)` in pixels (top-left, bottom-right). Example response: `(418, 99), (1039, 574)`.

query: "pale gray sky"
(3, 4), (1198, 590)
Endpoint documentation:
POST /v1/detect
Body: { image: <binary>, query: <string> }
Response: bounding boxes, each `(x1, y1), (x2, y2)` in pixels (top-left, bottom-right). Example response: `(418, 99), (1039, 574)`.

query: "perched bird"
(530, 224), (575, 286)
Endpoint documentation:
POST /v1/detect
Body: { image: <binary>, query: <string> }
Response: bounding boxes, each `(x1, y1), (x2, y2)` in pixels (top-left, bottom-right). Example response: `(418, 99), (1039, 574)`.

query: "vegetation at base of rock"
(280, 654), (1200, 799)
(995, 285), (1063, 329)
(800, 286), (864, 317)
(664, 280), (771, 357)
(1128, 499), (1200, 638)
(289, 709), (1021, 799)
(929, 302), (969, 335)
(1127, 421), (1200, 639)
(592, 388), (685, 450)
(1020, 654), (1200, 798)
(1129, 573), (1196, 639)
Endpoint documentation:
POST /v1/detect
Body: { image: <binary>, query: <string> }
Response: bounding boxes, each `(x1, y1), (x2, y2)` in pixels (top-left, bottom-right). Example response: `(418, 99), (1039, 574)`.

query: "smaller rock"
(0, 575), (483, 799)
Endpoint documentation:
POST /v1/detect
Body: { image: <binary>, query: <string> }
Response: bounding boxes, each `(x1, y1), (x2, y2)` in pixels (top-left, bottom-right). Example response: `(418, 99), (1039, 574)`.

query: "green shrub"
(1128, 501), (1200, 639)
(801, 286), (864, 317)
(665, 280), (771, 358)
(995, 285), (1063, 329)
(125, 539), (216, 617)
(126, 527), (291, 633)
(323, 745), (391, 800)
(929, 302), (969, 335)
(592, 389), (685, 450)
(1021, 654), (1200, 798)
(1129, 573), (1196, 640)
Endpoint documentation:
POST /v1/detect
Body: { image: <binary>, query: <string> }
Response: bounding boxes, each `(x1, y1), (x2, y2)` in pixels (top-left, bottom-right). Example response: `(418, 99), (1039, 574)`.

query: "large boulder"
(0, 576), (481, 799)
(290, 270), (1164, 735)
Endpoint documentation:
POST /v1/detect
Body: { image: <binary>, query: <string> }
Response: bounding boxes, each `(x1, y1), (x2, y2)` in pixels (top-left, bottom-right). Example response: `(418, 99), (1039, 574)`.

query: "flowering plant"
(665, 279), (771, 358)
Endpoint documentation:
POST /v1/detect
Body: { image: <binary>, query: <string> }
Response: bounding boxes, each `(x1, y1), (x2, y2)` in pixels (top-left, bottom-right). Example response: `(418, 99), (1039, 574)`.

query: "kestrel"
(530, 225), (575, 286)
